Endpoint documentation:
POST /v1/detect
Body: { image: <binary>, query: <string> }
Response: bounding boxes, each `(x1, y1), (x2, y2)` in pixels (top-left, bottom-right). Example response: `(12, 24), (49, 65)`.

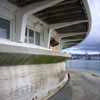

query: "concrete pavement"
(48, 70), (100, 100)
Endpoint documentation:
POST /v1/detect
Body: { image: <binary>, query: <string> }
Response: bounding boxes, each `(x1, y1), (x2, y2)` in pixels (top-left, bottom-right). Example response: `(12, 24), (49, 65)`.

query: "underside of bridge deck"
(8, 0), (90, 49)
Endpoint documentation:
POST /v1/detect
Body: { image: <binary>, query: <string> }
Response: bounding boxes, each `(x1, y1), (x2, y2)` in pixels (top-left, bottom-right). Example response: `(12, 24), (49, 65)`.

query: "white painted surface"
(0, 0), (51, 48)
(0, 38), (50, 50)
(0, 62), (66, 100)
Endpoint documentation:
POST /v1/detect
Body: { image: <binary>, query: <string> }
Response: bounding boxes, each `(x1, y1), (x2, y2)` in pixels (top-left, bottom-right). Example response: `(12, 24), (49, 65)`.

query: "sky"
(64, 0), (100, 52)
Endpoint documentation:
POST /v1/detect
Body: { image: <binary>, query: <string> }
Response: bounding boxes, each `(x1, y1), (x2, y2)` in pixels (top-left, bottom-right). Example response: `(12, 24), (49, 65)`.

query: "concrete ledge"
(0, 39), (69, 65)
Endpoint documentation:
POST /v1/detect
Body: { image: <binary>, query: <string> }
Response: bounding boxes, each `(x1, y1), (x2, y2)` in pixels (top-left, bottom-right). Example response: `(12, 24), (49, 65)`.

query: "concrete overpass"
(7, 0), (90, 49)
(75, 0), (100, 51)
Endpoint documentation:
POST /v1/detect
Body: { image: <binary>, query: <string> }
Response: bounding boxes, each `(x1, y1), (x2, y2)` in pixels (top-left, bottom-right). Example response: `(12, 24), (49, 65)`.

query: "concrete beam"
(50, 20), (88, 29)
(57, 0), (78, 5)
(36, 5), (81, 17)
(62, 42), (77, 48)
(62, 43), (77, 48)
(59, 32), (87, 38)
(42, 10), (82, 20)
(62, 39), (82, 43)
(19, 0), (65, 15)
(15, 0), (64, 42)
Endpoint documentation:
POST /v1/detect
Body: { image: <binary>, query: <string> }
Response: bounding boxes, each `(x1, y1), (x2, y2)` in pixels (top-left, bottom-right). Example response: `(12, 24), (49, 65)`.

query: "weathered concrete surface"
(0, 62), (66, 100)
(48, 70), (100, 100)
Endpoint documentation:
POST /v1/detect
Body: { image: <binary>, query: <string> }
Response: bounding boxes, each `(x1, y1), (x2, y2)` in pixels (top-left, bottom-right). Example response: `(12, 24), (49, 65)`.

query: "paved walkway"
(48, 70), (100, 100)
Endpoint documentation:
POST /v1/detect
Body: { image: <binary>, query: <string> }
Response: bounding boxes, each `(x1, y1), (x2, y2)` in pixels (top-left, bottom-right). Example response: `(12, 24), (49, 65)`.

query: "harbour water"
(66, 60), (100, 75)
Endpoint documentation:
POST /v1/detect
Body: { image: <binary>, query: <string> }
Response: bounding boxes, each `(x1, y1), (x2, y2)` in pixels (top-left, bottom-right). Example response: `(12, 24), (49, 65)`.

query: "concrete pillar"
(15, 11), (28, 42)
(14, 0), (64, 43)
(14, 0), (64, 42)
(48, 29), (53, 48)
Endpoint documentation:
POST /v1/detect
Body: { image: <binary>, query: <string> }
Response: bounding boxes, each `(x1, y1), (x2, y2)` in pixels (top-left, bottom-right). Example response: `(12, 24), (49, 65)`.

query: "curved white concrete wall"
(0, 62), (66, 100)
